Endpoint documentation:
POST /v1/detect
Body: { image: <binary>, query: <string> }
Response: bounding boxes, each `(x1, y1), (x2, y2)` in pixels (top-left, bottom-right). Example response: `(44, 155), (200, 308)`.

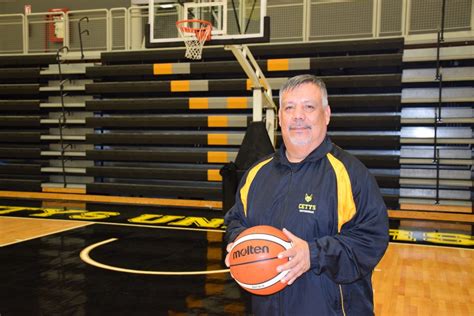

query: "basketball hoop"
(176, 19), (212, 60)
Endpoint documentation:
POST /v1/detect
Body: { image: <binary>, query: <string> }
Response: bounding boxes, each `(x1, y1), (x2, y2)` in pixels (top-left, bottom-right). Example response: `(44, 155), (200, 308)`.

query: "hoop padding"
(176, 19), (212, 60)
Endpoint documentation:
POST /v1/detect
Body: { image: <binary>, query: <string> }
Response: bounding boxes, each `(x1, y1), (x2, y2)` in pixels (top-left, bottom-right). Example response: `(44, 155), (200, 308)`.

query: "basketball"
(228, 225), (292, 295)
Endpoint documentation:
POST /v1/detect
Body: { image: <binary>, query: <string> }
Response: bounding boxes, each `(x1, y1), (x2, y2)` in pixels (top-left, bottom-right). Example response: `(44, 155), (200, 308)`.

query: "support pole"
(253, 88), (263, 122)
(225, 44), (277, 146)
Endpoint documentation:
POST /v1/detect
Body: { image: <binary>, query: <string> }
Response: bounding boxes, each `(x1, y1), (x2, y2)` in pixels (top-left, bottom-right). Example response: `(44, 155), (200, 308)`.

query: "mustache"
(289, 124), (311, 130)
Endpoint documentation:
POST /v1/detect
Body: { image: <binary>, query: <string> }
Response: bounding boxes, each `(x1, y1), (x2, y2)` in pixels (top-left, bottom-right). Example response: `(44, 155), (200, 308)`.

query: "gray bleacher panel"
(0, 179), (43, 191)
(0, 116), (41, 127)
(0, 100), (40, 111)
(0, 54), (57, 67)
(0, 68), (40, 83)
(0, 84), (40, 96)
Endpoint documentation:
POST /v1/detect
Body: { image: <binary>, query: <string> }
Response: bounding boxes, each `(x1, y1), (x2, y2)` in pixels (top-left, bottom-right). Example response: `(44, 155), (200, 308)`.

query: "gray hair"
(279, 74), (329, 108)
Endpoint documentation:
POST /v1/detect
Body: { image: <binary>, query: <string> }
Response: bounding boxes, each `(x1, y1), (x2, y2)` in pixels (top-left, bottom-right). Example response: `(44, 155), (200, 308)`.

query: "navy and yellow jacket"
(224, 136), (389, 316)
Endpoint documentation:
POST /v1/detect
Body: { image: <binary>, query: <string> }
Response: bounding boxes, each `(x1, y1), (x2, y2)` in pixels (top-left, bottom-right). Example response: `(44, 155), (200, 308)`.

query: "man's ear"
(324, 105), (331, 126)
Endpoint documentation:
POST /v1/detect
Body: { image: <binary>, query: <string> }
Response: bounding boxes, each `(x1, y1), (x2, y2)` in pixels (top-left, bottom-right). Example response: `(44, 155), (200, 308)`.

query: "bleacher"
(0, 34), (471, 228)
(0, 55), (56, 195)
(81, 38), (403, 209)
(395, 41), (474, 224)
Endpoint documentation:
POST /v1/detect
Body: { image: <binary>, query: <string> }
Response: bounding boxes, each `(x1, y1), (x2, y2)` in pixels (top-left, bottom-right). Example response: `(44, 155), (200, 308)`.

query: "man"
(224, 74), (389, 315)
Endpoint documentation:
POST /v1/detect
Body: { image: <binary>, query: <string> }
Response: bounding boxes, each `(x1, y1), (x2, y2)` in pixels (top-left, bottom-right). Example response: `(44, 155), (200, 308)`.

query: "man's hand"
(224, 242), (234, 267)
(277, 228), (310, 285)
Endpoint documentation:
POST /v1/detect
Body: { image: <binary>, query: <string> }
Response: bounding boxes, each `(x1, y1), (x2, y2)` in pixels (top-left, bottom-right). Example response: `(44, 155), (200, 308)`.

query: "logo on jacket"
(298, 193), (316, 214)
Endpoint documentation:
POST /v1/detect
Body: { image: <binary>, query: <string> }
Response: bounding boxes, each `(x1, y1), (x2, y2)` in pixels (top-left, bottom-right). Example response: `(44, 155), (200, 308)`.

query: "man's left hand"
(277, 228), (310, 285)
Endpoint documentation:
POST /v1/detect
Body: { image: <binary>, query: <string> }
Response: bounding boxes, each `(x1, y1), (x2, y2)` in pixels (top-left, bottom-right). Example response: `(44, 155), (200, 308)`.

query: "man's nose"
(293, 105), (305, 119)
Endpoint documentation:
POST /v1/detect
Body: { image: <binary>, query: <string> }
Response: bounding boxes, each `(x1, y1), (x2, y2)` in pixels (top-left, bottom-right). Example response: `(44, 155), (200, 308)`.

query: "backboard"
(146, 0), (269, 48)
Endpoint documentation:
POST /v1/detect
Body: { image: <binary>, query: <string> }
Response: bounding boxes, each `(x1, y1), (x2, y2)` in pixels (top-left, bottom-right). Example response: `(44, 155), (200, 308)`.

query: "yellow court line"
(80, 238), (230, 275)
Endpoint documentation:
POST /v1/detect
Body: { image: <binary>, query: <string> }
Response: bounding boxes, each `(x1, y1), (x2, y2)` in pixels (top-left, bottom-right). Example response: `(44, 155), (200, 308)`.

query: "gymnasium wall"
(0, 0), (129, 14)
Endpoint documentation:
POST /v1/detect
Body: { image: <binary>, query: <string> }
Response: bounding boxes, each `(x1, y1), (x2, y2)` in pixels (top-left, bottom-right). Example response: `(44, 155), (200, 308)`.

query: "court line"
(80, 238), (231, 275)
(91, 220), (226, 233)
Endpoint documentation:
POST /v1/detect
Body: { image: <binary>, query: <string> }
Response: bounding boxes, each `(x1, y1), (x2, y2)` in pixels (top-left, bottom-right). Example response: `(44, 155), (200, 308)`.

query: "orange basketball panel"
(229, 253), (286, 284)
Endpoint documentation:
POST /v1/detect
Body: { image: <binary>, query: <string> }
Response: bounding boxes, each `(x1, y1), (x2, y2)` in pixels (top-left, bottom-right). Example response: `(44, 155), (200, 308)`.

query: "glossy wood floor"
(1, 217), (473, 315)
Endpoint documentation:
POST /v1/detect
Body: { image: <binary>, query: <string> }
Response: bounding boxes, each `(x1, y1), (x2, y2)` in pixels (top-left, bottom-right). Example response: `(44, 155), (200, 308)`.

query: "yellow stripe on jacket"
(327, 153), (357, 232)
(240, 157), (274, 217)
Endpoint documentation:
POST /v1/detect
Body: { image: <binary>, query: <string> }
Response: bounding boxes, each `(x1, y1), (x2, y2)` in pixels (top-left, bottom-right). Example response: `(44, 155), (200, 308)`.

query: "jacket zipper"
(339, 285), (347, 316)
(281, 167), (294, 228)
(279, 167), (293, 315)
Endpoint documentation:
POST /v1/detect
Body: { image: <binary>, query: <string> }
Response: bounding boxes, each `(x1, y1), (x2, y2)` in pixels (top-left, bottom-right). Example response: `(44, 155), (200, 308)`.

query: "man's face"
(279, 83), (331, 152)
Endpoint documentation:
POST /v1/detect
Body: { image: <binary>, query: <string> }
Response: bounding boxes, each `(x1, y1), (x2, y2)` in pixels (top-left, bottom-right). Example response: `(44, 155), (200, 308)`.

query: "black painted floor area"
(0, 224), (251, 315)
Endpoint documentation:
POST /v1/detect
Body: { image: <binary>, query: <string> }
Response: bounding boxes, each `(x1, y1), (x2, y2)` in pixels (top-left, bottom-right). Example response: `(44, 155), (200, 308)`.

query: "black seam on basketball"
(229, 256), (279, 267)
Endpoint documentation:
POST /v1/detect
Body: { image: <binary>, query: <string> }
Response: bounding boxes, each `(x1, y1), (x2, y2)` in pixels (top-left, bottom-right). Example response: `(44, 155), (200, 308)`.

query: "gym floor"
(0, 209), (473, 315)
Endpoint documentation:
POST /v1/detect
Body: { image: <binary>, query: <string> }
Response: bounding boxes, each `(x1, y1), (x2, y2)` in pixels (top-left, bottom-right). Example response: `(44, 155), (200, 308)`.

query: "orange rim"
(176, 19), (212, 41)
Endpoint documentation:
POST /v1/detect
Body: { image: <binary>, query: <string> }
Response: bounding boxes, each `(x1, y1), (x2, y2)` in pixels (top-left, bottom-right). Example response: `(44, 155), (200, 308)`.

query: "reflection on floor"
(0, 223), (250, 315)
(0, 202), (473, 315)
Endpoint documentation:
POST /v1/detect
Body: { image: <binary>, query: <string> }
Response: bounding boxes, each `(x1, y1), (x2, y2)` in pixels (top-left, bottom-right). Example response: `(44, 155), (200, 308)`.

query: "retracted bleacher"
(85, 37), (404, 209)
(396, 41), (474, 223)
(0, 55), (56, 195)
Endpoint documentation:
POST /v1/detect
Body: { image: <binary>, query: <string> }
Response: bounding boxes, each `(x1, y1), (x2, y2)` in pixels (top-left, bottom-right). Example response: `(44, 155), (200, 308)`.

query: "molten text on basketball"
(232, 245), (270, 259)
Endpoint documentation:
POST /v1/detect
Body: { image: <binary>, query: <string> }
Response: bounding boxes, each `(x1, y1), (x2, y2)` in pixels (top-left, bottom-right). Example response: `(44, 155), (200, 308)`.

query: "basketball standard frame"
(145, 0), (270, 48)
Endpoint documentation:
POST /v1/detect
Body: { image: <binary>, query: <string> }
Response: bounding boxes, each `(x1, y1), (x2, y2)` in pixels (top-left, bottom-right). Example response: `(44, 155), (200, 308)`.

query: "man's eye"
(304, 105), (315, 112)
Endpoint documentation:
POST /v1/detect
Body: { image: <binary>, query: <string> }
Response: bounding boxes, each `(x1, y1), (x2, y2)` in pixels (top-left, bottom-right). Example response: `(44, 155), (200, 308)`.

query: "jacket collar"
(276, 136), (333, 168)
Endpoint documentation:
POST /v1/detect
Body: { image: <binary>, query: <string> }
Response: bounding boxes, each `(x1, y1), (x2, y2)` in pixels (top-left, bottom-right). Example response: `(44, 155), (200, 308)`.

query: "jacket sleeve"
(224, 173), (251, 244)
(309, 168), (389, 284)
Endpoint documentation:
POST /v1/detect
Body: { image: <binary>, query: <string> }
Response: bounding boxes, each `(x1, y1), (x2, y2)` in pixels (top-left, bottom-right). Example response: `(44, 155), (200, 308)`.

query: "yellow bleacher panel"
(207, 169), (222, 181)
(153, 63), (173, 75)
(208, 116), (228, 127)
(267, 59), (289, 71)
(208, 134), (228, 145)
(207, 152), (228, 163)
(226, 97), (248, 109)
(171, 80), (190, 92)
(189, 98), (209, 109)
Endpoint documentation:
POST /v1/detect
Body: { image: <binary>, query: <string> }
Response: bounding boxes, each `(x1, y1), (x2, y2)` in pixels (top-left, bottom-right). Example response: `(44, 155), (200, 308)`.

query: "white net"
(176, 19), (212, 60)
